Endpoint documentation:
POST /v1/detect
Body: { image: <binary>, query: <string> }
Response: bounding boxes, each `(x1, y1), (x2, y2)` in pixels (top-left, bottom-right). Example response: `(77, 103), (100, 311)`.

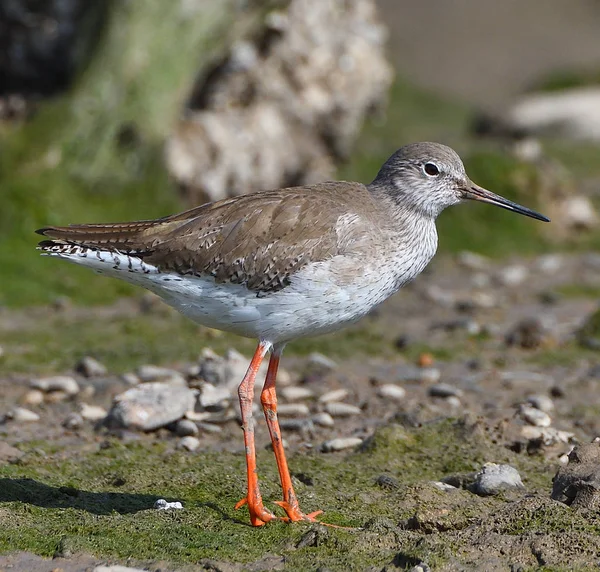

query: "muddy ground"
(1, 250), (600, 571)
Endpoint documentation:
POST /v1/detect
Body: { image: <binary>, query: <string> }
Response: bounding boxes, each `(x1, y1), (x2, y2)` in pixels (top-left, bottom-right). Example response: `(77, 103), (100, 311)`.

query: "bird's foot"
(235, 496), (278, 526)
(274, 500), (323, 523)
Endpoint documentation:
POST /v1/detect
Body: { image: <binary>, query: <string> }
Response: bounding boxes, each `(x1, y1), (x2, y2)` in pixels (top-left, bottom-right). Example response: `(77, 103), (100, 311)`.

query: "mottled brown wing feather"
(37, 181), (377, 293)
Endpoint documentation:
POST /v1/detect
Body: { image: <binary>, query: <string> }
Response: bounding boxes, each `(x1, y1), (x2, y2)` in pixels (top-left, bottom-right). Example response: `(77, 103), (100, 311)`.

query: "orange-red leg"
(260, 344), (323, 523)
(234, 341), (277, 526)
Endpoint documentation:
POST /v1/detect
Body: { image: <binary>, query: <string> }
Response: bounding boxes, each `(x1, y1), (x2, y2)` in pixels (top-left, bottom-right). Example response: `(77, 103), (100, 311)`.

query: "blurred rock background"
(1, 0), (600, 306)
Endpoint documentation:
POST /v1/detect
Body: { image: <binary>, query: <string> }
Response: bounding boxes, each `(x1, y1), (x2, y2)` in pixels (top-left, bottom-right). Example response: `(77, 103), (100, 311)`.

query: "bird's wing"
(37, 182), (375, 293)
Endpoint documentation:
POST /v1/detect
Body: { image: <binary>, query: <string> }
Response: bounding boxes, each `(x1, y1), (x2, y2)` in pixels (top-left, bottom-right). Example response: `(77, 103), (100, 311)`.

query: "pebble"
(521, 426), (574, 445)
(277, 403), (310, 417)
(136, 365), (186, 385)
(184, 410), (212, 422)
(535, 254), (563, 274)
(312, 412), (335, 427)
(31, 375), (79, 396)
(471, 463), (524, 496)
(80, 404), (108, 421)
(526, 394), (555, 413)
(318, 388), (349, 403)
(121, 372), (140, 385)
(505, 317), (552, 349)
(278, 418), (314, 432)
(471, 291), (497, 309)
(445, 396), (462, 409)
(174, 419), (199, 436)
(8, 407), (40, 422)
(154, 499), (184, 510)
(197, 421), (223, 434)
(497, 264), (528, 287)
(0, 442), (23, 464)
(324, 402), (361, 417)
(428, 383), (462, 398)
(22, 389), (44, 406)
(199, 383), (231, 409)
(376, 384), (406, 401)
(424, 285), (455, 307)
(431, 481), (457, 492)
(105, 382), (196, 431)
(419, 368), (441, 384)
(94, 566), (148, 572)
(518, 404), (552, 427)
(321, 437), (363, 452)
(62, 413), (83, 430)
(281, 386), (315, 401)
(75, 356), (108, 377)
(44, 390), (69, 403)
(178, 436), (200, 452)
(456, 250), (489, 271)
(307, 352), (338, 372)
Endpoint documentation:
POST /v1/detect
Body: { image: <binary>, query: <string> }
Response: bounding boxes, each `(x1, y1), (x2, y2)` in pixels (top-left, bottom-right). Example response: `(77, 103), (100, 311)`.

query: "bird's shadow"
(0, 478), (164, 515)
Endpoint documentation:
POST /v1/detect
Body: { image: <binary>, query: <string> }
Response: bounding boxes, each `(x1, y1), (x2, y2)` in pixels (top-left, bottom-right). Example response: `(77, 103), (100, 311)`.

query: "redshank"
(37, 142), (549, 526)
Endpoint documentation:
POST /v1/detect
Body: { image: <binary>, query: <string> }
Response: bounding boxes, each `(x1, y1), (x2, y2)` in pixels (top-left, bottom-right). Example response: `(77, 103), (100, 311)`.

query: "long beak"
(463, 182), (550, 222)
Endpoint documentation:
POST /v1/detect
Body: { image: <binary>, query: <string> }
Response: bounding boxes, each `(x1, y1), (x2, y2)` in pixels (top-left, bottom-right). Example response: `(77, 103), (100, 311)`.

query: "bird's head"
(370, 142), (549, 222)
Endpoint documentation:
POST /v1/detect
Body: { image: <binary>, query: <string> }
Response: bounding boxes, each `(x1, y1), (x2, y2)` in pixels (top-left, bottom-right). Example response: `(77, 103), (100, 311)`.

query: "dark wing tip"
(36, 227), (55, 236)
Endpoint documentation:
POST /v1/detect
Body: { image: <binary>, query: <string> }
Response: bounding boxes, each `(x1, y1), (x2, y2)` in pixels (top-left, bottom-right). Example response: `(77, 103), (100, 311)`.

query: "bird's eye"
(423, 163), (440, 176)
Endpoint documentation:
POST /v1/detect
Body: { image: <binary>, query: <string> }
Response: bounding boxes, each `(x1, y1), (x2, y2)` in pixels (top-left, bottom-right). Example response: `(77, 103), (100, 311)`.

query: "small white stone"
(80, 404), (107, 421)
(321, 437), (363, 452)
(456, 251), (489, 270)
(31, 375), (79, 396)
(319, 388), (349, 403)
(277, 403), (310, 417)
(185, 410), (212, 422)
(472, 463), (524, 496)
(521, 426), (573, 445)
(324, 402), (361, 417)
(281, 386), (315, 401)
(178, 436), (200, 452)
(526, 394), (555, 413)
(376, 384), (406, 401)
(519, 404), (552, 427)
(75, 356), (108, 377)
(199, 383), (231, 408)
(197, 421), (223, 434)
(62, 412), (83, 430)
(312, 412), (335, 427)
(121, 372), (140, 385)
(419, 368), (441, 384)
(471, 291), (497, 308)
(497, 265), (529, 287)
(22, 389), (44, 406)
(431, 481), (456, 492)
(307, 352), (338, 371)
(8, 407), (40, 422)
(535, 254), (563, 274)
(174, 419), (199, 436)
(154, 498), (184, 510)
(136, 365), (186, 385)
(445, 396), (462, 408)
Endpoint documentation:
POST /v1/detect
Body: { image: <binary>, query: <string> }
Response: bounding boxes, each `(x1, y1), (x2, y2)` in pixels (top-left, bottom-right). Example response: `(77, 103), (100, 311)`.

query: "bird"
(36, 142), (549, 526)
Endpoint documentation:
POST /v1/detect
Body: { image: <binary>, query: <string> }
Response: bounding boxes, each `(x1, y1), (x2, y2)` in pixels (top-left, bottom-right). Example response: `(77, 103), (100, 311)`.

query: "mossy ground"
(0, 420), (576, 570)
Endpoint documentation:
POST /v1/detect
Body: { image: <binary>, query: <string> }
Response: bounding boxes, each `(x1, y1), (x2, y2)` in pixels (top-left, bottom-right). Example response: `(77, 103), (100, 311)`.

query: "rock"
(424, 285), (455, 307)
(7, 407), (40, 422)
(198, 382), (231, 409)
(75, 355), (108, 377)
(178, 436), (200, 452)
(375, 474), (399, 489)
(281, 386), (315, 401)
(552, 441), (600, 509)
(561, 196), (599, 231)
(44, 390), (69, 403)
(80, 403), (108, 421)
(105, 382), (196, 431)
(431, 481), (457, 492)
(22, 389), (44, 406)
(445, 396), (462, 409)
(197, 421), (222, 434)
(324, 402), (361, 417)
(62, 412), (83, 430)
(535, 254), (563, 274)
(30, 375), (79, 396)
(154, 498), (184, 510)
(419, 367), (441, 384)
(277, 403), (310, 417)
(376, 384), (406, 401)
(497, 264), (528, 287)
(471, 463), (524, 496)
(321, 437), (363, 452)
(471, 291), (497, 309)
(526, 394), (555, 413)
(312, 412), (335, 427)
(94, 566), (148, 572)
(0, 442), (24, 464)
(518, 404), (552, 427)
(521, 426), (574, 446)
(278, 418), (314, 432)
(121, 372), (140, 385)
(428, 383), (462, 398)
(456, 250), (490, 270)
(318, 388), (349, 403)
(166, 0), (393, 204)
(136, 365), (186, 385)
(505, 317), (553, 349)
(307, 352), (338, 372)
(174, 419), (199, 436)
(198, 348), (269, 390)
